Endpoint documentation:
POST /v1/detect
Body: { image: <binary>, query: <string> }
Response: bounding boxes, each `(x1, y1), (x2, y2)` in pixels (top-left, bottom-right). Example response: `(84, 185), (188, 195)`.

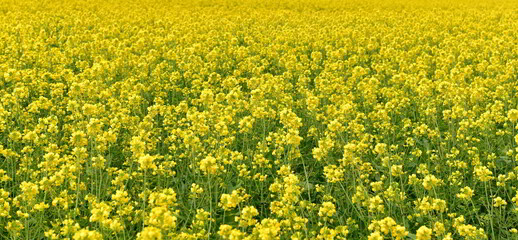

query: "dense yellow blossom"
(0, 0), (517, 239)
(137, 226), (162, 240)
(456, 186), (474, 200)
(416, 226), (432, 240)
(72, 229), (102, 240)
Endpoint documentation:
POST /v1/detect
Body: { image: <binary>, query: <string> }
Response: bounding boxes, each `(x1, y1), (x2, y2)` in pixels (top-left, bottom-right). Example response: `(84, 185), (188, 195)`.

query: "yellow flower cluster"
(368, 217), (408, 240)
(219, 188), (250, 211)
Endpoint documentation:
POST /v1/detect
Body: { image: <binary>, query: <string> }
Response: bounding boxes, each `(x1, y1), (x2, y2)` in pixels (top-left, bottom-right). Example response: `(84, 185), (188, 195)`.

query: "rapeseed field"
(1, 0), (518, 239)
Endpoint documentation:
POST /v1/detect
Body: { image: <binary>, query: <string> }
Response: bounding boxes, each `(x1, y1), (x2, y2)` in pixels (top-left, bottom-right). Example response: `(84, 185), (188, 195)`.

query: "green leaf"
(407, 233), (416, 240)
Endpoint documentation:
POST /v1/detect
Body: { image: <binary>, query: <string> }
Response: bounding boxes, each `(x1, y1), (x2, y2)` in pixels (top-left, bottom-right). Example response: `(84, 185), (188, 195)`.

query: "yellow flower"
(44, 229), (58, 239)
(456, 186), (474, 200)
(328, 119), (343, 132)
(408, 174), (420, 185)
(306, 96), (320, 111)
(318, 201), (337, 218)
(512, 191), (518, 208)
(8, 130), (22, 142)
(317, 226), (338, 239)
(368, 195), (385, 213)
(379, 217), (396, 235)
(33, 202), (50, 211)
(0, 190), (10, 217)
(238, 206), (259, 227)
(105, 218), (124, 232)
(200, 155), (220, 175)
(443, 233), (453, 240)
(323, 165), (344, 183)
(20, 181), (39, 202)
(6, 220), (24, 236)
(474, 166), (494, 182)
(89, 202), (112, 223)
(190, 183), (204, 198)
(507, 109), (518, 122)
(148, 188), (178, 208)
(219, 193), (240, 211)
(456, 224), (477, 238)
(82, 103), (98, 116)
(422, 174), (442, 190)
(199, 89), (214, 105)
(368, 231), (383, 240)
(147, 206), (177, 229)
(137, 226), (162, 240)
(255, 218), (281, 240)
(433, 222), (445, 236)
(73, 229), (102, 240)
(70, 130), (88, 147)
(416, 226), (432, 240)
(138, 154), (157, 171)
(370, 181), (383, 192)
(130, 136), (146, 157)
(391, 165), (404, 177)
(112, 190), (130, 205)
(218, 224), (233, 238)
(493, 196), (507, 207)
(392, 225), (408, 240)
(374, 143), (387, 155)
(285, 129), (303, 146)
(238, 116), (255, 133)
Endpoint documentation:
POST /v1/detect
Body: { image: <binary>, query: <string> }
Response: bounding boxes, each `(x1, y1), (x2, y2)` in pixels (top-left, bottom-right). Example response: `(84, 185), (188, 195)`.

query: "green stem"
(484, 182), (495, 240)
(142, 170), (147, 229)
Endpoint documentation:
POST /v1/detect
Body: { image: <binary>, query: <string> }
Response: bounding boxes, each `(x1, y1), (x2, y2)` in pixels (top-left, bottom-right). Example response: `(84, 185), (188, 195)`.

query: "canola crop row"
(0, 0), (518, 239)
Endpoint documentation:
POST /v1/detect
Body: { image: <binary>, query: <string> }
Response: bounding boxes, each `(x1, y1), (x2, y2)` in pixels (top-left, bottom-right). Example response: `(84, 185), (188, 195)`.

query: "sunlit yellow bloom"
(138, 154), (158, 170)
(137, 226), (162, 240)
(73, 229), (102, 240)
(456, 186), (474, 200)
(416, 226), (432, 240)
(200, 155), (220, 175)
(493, 196), (507, 207)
